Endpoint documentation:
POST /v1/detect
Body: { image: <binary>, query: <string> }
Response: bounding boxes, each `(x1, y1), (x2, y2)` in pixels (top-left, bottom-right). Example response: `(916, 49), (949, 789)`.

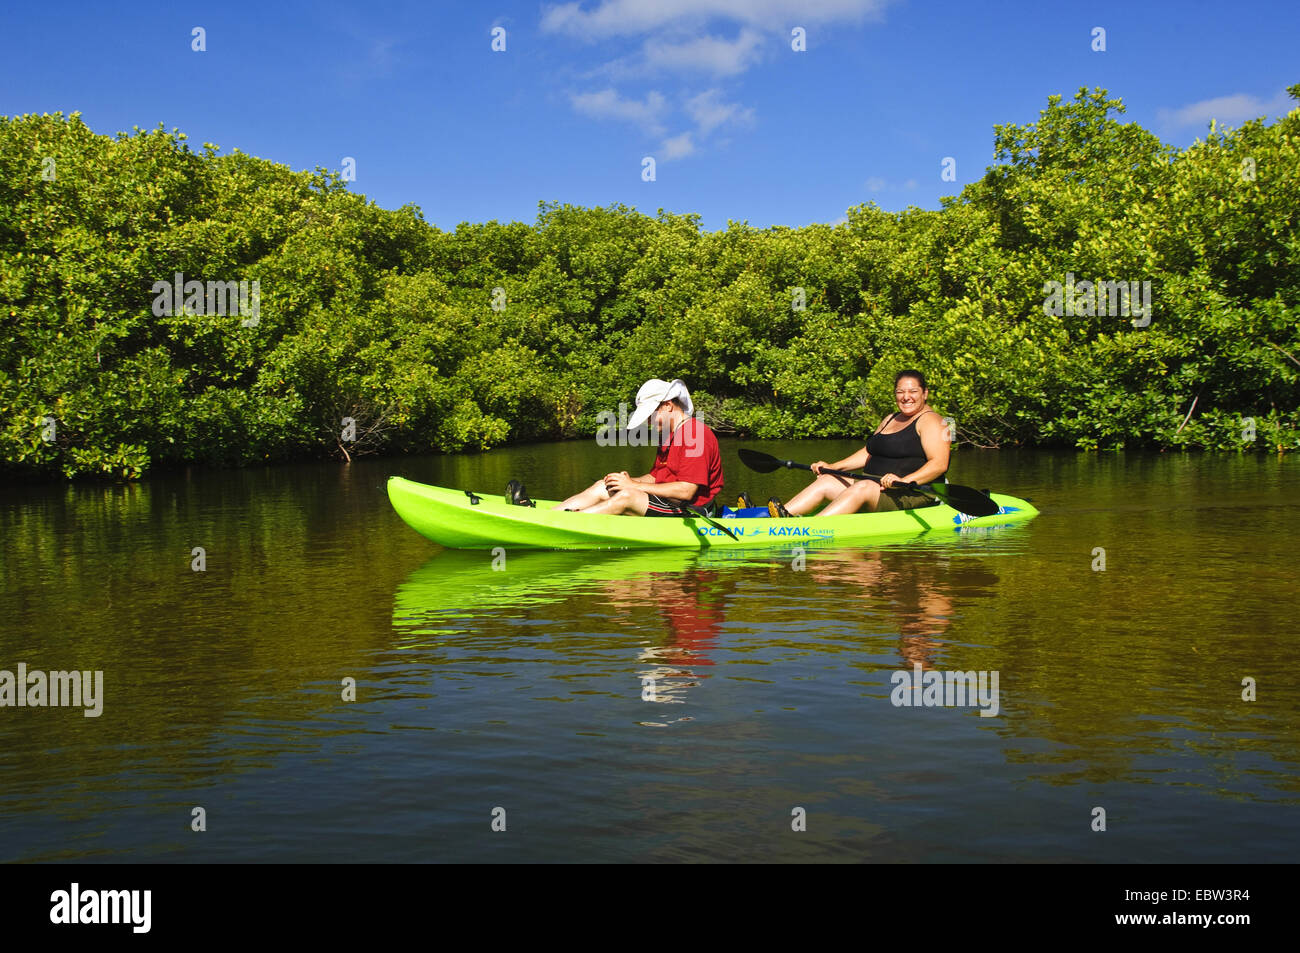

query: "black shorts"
(645, 494), (716, 517)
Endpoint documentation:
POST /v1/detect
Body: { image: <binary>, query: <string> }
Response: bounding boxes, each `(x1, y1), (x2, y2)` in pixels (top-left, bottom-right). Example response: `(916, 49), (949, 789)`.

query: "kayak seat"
(719, 506), (772, 519)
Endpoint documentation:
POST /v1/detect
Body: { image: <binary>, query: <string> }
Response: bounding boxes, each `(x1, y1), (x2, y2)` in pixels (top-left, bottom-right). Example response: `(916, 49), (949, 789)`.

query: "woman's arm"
(815, 446), (869, 474)
(900, 414), (951, 485)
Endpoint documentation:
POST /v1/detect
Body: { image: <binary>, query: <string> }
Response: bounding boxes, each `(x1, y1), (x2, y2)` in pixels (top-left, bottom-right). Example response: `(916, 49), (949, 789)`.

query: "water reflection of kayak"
(391, 528), (1026, 641)
(393, 547), (760, 631)
(387, 476), (1039, 551)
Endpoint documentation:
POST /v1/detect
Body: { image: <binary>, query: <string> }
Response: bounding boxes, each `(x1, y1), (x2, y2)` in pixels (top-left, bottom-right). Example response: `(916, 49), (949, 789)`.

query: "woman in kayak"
(554, 378), (725, 516)
(780, 369), (950, 516)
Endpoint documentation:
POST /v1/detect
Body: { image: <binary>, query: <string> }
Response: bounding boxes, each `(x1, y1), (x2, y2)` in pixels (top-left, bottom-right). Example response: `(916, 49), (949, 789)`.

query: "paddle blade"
(926, 483), (1001, 518)
(738, 448), (783, 473)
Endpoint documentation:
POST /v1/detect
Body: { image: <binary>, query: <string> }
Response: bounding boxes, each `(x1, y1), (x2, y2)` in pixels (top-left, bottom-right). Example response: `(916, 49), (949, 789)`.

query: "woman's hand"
(811, 460), (830, 475)
(878, 473), (902, 489)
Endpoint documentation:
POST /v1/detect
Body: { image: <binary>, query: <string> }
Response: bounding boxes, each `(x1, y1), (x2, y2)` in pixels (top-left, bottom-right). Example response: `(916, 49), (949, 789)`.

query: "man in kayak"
(777, 369), (950, 516)
(553, 378), (724, 516)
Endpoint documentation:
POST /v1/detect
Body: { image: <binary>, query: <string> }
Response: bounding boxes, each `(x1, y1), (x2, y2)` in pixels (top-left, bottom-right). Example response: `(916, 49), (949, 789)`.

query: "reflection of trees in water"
(601, 549), (1001, 722)
(803, 549), (999, 671)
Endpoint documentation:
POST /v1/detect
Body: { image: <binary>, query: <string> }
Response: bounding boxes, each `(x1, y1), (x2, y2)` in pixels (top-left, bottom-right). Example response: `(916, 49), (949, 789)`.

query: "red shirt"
(648, 417), (724, 506)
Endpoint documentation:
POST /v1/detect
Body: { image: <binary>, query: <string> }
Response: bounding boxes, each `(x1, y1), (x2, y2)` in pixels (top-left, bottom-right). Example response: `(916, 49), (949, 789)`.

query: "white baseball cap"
(627, 378), (693, 430)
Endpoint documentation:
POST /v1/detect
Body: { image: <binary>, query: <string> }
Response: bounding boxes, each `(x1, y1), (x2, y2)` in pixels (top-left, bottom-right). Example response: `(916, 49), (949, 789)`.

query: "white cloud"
(549, 0), (890, 158)
(1156, 89), (1294, 129)
(865, 176), (886, 192)
(570, 88), (669, 135)
(661, 132), (696, 159)
(644, 28), (766, 77)
(685, 89), (755, 133)
(567, 85), (753, 154)
(541, 0), (889, 38)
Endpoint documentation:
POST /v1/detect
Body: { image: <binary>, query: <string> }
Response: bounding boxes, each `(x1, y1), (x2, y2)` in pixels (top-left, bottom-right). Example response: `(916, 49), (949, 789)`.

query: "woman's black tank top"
(865, 411), (932, 477)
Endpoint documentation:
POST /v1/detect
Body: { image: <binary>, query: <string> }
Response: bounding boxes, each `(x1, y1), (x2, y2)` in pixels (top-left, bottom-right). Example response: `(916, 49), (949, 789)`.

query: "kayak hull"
(386, 476), (1040, 550)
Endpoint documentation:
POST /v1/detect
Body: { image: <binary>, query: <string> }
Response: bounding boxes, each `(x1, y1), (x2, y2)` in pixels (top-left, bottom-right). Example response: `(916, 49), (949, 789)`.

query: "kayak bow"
(386, 476), (1039, 550)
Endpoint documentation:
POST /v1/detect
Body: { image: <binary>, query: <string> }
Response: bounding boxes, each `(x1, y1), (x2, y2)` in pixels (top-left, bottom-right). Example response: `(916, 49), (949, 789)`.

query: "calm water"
(1, 442), (1297, 862)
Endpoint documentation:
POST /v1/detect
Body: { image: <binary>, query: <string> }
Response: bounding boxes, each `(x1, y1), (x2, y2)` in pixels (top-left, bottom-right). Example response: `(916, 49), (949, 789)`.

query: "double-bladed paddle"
(737, 448), (1002, 519)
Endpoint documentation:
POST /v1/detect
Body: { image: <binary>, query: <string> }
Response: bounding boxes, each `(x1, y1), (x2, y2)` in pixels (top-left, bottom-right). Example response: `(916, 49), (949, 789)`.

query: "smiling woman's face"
(894, 377), (926, 413)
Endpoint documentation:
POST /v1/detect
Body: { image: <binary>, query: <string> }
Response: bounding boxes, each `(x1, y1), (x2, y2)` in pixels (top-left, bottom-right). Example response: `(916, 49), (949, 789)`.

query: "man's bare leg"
(553, 478), (611, 511)
(582, 487), (651, 516)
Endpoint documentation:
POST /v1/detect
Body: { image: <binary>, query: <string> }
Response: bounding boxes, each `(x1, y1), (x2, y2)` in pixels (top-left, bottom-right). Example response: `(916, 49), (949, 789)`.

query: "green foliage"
(2, 89), (1298, 479)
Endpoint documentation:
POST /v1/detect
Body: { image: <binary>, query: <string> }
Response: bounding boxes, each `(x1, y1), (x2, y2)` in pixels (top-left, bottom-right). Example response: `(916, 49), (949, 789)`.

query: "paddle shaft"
(737, 448), (1001, 518)
(781, 459), (936, 495)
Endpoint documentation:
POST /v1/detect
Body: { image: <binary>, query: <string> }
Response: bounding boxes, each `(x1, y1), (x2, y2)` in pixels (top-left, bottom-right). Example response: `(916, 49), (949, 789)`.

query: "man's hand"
(603, 471), (632, 494)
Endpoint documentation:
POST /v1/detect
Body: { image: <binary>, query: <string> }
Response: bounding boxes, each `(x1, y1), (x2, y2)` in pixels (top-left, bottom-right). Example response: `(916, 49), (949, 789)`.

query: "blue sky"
(2, 0), (1296, 232)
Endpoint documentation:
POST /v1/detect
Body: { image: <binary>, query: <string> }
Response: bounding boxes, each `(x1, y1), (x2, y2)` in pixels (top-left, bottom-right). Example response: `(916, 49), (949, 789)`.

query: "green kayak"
(386, 476), (1039, 550)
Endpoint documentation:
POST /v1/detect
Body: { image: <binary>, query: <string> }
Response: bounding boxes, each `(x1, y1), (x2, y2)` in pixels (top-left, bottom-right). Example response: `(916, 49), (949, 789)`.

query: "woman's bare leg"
(817, 480), (881, 516)
(784, 473), (852, 515)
